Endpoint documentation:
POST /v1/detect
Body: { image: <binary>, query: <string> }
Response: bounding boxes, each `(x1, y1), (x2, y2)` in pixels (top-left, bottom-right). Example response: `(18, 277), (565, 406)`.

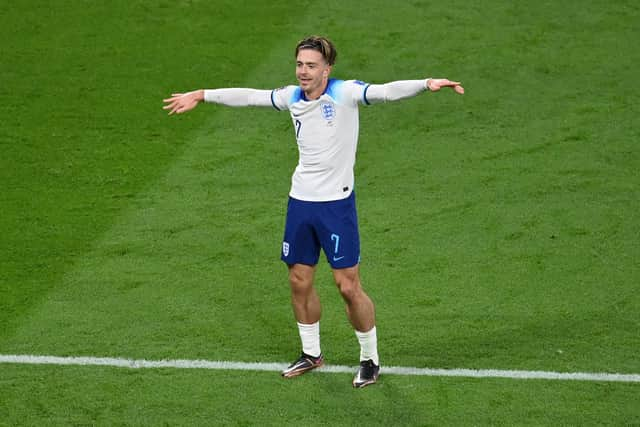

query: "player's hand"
(163, 90), (204, 115)
(427, 79), (464, 94)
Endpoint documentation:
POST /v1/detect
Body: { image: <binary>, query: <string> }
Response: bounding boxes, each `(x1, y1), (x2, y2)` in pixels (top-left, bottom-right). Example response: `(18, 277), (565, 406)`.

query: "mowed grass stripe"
(0, 0), (301, 342)
(2, 354), (639, 383)
(1, 29), (316, 360)
(1, 5), (302, 358)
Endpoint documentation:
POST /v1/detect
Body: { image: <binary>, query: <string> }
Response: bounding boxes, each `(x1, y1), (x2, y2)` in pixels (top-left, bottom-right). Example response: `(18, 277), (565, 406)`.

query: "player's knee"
(288, 267), (313, 292)
(336, 276), (361, 303)
(288, 272), (306, 290)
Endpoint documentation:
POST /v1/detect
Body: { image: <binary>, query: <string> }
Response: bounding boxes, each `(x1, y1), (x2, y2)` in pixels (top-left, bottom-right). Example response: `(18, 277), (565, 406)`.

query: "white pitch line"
(1, 354), (639, 383)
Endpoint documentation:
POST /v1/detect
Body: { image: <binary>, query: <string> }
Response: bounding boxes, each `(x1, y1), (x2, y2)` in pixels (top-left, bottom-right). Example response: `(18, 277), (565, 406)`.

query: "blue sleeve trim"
(325, 78), (342, 99)
(363, 84), (371, 105)
(292, 87), (304, 103)
(271, 90), (281, 111)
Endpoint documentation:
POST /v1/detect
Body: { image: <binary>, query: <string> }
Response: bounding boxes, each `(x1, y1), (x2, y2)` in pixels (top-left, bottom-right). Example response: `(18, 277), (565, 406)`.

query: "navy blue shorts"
(281, 192), (360, 269)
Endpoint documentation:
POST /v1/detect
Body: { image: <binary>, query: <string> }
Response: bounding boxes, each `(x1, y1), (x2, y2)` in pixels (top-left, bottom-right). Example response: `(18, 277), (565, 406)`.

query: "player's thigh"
(281, 197), (321, 266)
(317, 193), (360, 269)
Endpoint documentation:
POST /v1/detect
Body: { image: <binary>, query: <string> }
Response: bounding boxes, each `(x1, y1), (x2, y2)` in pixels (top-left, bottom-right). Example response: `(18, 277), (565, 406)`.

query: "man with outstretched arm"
(164, 35), (464, 388)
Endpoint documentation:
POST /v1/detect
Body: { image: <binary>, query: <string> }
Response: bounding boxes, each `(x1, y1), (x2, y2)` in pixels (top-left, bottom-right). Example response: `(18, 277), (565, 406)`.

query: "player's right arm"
(163, 88), (277, 115)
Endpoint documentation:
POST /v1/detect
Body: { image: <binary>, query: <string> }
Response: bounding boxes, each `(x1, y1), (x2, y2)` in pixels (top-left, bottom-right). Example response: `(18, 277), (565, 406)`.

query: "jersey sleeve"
(340, 80), (371, 105)
(203, 88), (274, 107)
(360, 80), (429, 105)
(270, 85), (298, 111)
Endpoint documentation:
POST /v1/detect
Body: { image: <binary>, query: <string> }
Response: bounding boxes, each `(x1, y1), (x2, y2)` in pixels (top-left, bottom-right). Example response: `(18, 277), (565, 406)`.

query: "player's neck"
(304, 79), (329, 100)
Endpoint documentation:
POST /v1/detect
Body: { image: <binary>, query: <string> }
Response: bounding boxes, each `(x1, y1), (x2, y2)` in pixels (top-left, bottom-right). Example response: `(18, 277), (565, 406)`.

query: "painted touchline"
(1, 354), (639, 383)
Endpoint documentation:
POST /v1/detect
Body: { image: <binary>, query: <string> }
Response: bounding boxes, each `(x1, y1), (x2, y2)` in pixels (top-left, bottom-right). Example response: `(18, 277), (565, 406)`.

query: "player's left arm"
(362, 78), (464, 104)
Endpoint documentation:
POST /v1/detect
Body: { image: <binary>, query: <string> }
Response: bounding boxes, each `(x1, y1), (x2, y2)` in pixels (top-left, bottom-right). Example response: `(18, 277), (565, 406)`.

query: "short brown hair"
(295, 36), (337, 65)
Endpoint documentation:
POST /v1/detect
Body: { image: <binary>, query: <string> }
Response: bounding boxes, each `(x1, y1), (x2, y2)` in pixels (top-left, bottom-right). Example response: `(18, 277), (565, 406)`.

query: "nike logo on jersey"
(333, 256), (345, 262)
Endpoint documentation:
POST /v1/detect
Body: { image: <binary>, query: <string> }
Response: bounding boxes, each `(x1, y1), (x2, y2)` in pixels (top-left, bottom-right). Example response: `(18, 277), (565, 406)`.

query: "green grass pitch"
(1, 0), (638, 425)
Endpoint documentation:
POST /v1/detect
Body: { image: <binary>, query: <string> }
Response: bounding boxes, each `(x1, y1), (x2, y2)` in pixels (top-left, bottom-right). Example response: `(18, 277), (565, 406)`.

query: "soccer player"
(163, 36), (464, 388)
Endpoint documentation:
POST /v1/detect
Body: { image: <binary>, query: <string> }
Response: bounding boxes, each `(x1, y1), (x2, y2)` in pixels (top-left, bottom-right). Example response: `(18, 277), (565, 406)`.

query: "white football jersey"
(204, 78), (428, 202)
(271, 79), (369, 202)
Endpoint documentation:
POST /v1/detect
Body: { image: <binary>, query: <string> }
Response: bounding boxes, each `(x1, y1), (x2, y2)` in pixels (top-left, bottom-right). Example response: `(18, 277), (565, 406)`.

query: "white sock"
(355, 326), (379, 366)
(297, 321), (321, 358)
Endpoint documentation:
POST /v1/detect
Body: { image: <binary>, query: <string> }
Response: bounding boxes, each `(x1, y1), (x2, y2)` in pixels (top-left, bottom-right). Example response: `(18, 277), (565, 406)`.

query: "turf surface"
(1, 0), (638, 425)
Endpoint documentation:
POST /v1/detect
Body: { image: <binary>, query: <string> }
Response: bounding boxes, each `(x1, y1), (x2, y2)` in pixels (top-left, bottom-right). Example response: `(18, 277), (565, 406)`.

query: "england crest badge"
(320, 103), (336, 121)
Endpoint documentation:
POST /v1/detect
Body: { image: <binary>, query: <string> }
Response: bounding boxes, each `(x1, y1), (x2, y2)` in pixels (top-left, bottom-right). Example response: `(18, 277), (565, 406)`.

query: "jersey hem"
(288, 189), (354, 202)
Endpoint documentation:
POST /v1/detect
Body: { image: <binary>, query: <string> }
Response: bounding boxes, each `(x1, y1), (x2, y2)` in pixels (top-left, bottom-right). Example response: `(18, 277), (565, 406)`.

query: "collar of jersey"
(300, 78), (337, 101)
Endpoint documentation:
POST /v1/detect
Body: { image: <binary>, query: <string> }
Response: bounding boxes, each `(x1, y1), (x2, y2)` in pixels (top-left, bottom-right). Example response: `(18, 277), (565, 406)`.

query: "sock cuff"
(355, 326), (376, 338)
(297, 321), (320, 332)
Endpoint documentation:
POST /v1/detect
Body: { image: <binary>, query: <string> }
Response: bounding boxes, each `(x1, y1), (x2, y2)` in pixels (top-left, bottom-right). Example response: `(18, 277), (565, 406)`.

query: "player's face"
(296, 49), (331, 99)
